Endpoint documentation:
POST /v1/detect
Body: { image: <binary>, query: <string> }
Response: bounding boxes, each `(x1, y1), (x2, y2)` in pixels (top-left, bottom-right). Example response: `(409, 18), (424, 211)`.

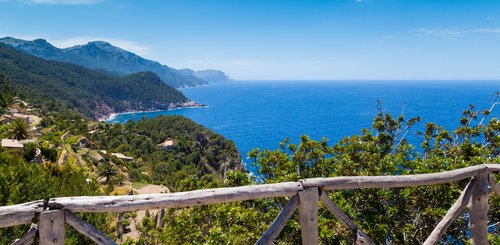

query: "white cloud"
(381, 35), (400, 39)
(469, 28), (500, 33)
(415, 28), (500, 37)
(18, 0), (102, 4)
(414, 28), (461, 37)
(50, 36), (151, 56)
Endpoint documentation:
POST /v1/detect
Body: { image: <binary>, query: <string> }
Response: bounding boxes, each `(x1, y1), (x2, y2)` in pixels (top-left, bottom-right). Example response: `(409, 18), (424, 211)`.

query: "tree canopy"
(89, 115), (243, 191)
(129, 103), (499, 244)
(7, 118), (31, 140)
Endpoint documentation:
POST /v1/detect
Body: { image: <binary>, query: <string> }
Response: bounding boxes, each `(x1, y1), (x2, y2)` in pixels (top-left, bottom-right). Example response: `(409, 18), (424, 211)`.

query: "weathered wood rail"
(1, 164), (499, 244)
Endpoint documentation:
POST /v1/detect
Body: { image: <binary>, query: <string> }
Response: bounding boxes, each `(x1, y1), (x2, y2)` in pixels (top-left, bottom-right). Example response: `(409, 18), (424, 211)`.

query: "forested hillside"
(0, 106), (242, 243)
(89, 115), (243, 191)
(0, 37), (209, 88)
(0, 43), (192, 119)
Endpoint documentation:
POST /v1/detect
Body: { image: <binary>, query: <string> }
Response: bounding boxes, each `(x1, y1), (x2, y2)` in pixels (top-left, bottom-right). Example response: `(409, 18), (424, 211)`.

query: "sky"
(1, 0), (500, 80)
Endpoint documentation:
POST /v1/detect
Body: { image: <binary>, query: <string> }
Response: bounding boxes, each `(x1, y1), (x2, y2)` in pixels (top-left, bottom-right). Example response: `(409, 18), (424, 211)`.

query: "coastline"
(100, 101), (207, 122)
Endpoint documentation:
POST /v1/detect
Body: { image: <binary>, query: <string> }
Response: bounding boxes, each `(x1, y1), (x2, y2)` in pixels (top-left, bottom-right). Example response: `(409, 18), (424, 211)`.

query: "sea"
(107, 81), (499, 171)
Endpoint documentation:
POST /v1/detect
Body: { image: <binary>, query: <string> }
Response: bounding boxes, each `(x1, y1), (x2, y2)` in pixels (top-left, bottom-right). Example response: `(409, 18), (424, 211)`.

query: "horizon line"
(231, 79), (500, 82)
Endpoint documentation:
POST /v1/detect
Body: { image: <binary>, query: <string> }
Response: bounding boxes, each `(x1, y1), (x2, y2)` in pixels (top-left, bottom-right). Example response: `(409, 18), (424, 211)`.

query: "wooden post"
(319, 191), (374, 244)
(65, 210), (117, 245)
(298, 187), (319, 245)
(255, 196), (298, 245)
(39, 210), (65, 245)
(11, 223), (38, 245)
(488, 174), (500, 196)
(424, 179), (475, 245)
(0, 200), (44, 228)
(467, 172), (491, 245)
(158, 209), (166, 228)
(153, 212), (159, 227)
(49, 182), (303, 212)
(116, 212), (124, 240)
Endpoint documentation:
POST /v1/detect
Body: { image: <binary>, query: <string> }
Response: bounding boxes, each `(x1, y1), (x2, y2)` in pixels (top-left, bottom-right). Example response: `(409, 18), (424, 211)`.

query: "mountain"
(0, 43), (199, 119)
(180, 69), (232, 83)
(0, 37), (213, 88)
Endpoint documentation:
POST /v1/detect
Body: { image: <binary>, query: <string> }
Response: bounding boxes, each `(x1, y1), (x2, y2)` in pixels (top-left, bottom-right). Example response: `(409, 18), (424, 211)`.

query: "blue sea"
(107, 81), (499, 171)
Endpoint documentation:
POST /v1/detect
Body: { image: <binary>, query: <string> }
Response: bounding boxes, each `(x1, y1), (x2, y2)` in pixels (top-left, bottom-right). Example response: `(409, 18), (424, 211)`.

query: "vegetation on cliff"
(89, 115), (243, 191)
(0, 43), (190, 119)
(0, 95), (241, 243)
(129, 102), (499, 244)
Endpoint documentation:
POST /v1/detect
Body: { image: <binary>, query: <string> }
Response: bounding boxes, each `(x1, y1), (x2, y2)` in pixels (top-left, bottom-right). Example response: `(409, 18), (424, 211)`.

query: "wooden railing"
(1, 164), (499, 245)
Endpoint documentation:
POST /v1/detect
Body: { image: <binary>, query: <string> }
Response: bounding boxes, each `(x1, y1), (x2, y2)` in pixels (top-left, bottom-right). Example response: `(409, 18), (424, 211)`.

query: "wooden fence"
(1, 164), (499, 245)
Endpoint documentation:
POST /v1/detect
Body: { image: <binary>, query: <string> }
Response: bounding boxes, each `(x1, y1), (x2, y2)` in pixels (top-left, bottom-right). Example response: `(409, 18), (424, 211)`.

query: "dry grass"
(110, 185), (132, 195)
(132, 182), (149, 190)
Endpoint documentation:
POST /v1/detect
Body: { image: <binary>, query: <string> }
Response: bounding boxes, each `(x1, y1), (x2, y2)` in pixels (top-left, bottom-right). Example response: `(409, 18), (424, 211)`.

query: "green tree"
(0, 74), (12, 110)
(246, 104), (499, 244)
(22, 142), (37, 162)
(0, 91), (12, 113)
(87, 103), (499, 244)
(0, 152), (112, 244)
(7, 118), (31, 140)
(88, 115), (242, 191)
(96, 161), (119, 184)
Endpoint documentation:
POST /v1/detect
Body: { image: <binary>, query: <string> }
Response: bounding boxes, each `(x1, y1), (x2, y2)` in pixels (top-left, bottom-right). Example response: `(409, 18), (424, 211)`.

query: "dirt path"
(137, 184), (169, 194)
(56, 149), (66, 166)
(122, 184), (169, 241)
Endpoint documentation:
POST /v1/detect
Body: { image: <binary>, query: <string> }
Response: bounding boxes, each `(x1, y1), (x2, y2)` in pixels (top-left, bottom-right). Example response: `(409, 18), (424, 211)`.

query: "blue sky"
(1, 0), (500, 80)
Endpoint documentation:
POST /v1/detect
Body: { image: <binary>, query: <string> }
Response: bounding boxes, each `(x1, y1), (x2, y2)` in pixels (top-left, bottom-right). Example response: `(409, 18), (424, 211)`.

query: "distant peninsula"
(0, 37), (231, 88)
(180, 68), (232, 83)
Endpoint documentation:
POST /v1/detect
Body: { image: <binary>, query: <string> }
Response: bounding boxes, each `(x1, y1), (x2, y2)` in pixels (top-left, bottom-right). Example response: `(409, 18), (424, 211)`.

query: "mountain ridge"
(0, 43), (200, 119)
(0, 37), (231, 87)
